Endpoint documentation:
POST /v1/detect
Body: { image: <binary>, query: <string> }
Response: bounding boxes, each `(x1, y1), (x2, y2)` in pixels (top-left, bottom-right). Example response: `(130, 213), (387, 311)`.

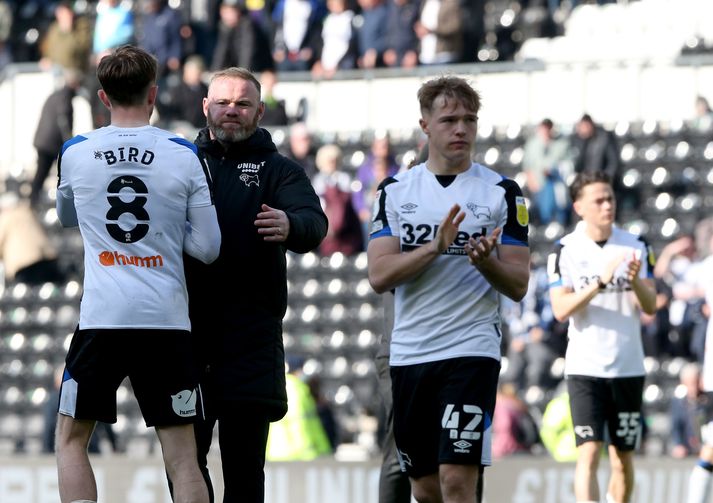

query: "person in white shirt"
(55, 45), (220, 503)
(368, 76), (530, 503)
(548, 171), (656, 503)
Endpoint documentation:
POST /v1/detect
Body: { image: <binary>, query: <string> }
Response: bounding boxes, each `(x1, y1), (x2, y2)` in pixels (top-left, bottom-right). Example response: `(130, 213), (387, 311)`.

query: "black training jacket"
(185, 127), (327, 420)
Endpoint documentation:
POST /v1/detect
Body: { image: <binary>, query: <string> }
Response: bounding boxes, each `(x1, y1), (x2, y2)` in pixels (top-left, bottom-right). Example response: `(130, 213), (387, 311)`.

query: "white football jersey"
(57, 125), (213, 330)
(548, 221), (655, 378)
(370, 162), (529, 366)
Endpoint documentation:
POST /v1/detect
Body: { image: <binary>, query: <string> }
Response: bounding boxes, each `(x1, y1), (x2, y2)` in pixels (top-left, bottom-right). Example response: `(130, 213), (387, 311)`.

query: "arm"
(56, 189), (79, 227)
(549, 283), (600, 323)
(270, 161), (328, 253)
(549, 253), (626, 322)
(471, 240), (530, 302)
(184, 205), (221, 264)
(368, 204), (464, 294)
(630, 271), (657, 315)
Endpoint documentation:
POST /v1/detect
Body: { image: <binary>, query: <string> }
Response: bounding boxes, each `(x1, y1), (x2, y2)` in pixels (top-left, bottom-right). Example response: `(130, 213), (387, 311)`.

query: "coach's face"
(574, 182), (616, 228)
(204, 77), (265, 143)
(419, 95), (477, 171)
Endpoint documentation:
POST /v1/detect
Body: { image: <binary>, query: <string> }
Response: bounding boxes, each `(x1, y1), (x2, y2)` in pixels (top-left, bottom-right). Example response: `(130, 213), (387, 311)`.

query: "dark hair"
(209, 67), (261, 97)
(569, 171), (612, 202)
(97, 45), (157, 107)
(417, 76), (481, 116)
(540, 118), (553, 129)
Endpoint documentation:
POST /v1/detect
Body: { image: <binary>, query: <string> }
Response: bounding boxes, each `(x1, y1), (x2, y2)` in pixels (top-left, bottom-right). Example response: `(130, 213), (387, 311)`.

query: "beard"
(207, 110), (260, 143)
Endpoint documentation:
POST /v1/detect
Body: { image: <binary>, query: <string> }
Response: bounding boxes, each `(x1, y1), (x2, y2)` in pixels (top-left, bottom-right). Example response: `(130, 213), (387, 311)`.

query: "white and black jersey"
(548, 221), (655, 378)
(57, 125), (214, 330)
(370, 162), (529, 366)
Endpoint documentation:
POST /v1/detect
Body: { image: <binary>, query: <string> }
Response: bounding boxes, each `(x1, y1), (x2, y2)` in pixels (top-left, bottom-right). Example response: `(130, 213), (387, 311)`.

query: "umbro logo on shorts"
(453, 440), (472, 453)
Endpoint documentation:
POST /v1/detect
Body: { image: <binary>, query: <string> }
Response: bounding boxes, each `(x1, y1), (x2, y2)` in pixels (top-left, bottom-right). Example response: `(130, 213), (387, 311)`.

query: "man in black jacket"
(31, 68), (82, 208)
(181, 66), (327, 503)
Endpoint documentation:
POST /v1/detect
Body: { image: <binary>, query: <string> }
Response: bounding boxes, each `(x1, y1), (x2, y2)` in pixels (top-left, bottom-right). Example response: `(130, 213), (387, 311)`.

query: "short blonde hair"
(316, 144), (342, 170)
(209, 67), (261, 96)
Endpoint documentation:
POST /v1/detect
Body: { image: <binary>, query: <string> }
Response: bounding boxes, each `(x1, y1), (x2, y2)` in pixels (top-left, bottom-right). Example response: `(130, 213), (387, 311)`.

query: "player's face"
(204, 77), (264, 143)
(420, 95), (477, 167)
(574, 182), (616, 228)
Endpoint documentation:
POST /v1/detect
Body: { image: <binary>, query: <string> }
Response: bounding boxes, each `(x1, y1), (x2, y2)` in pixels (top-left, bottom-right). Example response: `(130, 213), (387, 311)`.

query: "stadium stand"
(1, 0), (713, 471)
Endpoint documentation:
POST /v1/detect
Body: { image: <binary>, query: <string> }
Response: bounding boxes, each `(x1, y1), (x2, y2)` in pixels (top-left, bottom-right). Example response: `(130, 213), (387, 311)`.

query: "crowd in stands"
(0, 0), (627, 79)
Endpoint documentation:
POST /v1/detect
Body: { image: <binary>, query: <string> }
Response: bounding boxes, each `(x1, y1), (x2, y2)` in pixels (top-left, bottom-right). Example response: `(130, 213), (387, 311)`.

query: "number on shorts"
(442, 404), (483, 440)
(615, 411), (641, 439)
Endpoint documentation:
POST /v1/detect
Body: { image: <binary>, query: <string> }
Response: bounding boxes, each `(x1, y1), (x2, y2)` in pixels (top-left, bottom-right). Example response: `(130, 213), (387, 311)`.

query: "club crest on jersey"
(239, 173), (259, 187)
(237, 161), (265, 187)
(466, 202), (491, 220)
(515, 196), (529, 227)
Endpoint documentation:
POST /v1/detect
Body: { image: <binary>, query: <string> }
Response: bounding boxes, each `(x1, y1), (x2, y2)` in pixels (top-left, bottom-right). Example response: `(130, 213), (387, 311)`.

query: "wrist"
(597, 278), (607, 290)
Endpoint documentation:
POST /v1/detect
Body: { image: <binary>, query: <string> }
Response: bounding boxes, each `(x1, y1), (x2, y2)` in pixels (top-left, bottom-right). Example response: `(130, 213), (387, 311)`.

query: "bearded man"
(170, 67), (328, 503)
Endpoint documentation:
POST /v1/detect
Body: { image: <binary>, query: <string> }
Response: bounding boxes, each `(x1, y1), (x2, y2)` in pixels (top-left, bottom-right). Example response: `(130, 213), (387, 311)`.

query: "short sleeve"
(369, 177), (398, 239)
(496, 178), (529, 246)
(548, 242), (571, 289)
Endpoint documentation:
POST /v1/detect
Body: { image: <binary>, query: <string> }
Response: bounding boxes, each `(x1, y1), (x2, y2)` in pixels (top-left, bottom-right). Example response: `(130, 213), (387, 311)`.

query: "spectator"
(539, 384), (578, 462)
(521, 118), (572, 226)
(355, 0), (389, 69)
(492, 383), (539, 459)
(272, 0), (326, 72)
(313, 143), (364, 256)
(687, 233), (713, 503)
(265, 361), (332, 461)
(285, 122), (318, 179)
(180, 0), (221, 65)
(312, 0), (357, 79)
(31, 68), (83, 209)
(0, 193), (65, 286)
(353, 134), (399, 239)
(639, 276), (673, 358)
(38, 0), (92, 72)
(414, 0), (463, 65)
(93, 0), (134, 55)
(259, 69), (289, 127)
(382, 0), (419, 69)
(210, 0), (273, 73)
(501, 260), (567, 392)
(137, 0), (184, 78)
(571, 113), (621, 184)
(157, 54), (208, 129)
(459, 0), (485, 63)
(670, 362), (706, 459)
(656, 235), (707, 361)
(692, 95), (713, 133)
(307, 375), (339, 453)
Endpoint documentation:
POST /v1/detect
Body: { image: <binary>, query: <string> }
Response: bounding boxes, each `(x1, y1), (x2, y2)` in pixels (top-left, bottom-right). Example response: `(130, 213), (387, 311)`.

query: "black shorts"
(391, 356), (500, 479)
(567, 375), (644, 451)
(59, 327), (200, 427)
